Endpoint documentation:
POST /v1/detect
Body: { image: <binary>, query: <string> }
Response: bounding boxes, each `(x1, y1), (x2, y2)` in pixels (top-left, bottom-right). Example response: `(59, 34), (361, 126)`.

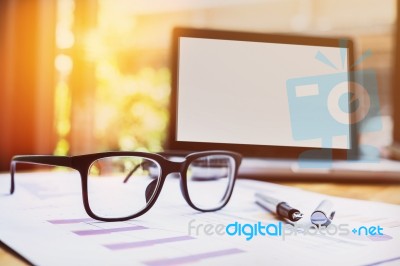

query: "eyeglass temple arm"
(10, 155), (72, 194)
(123, 161), (151, 183)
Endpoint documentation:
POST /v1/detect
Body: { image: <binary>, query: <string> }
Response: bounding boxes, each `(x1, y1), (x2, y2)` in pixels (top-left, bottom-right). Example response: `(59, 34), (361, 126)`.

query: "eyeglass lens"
(186, 155), (235, 210)
(87, 156), (161, 219)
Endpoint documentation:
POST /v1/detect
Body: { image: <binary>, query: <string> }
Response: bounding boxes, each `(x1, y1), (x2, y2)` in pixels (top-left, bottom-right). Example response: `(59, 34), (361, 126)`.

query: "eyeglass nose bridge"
(163, 159), (186, 175)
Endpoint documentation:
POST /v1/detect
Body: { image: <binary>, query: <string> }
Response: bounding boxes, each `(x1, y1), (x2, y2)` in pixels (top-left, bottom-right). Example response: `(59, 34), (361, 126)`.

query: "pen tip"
(292, 212), (304, 221)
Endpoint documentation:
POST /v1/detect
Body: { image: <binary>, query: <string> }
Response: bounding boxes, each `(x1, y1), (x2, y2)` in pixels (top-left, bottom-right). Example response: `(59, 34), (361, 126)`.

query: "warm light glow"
(55, 54), (73, 75)
(84, 30), (108, 61)
(80, 0), (171, 152)
(54, 0), (74, 156)
(54, 82), (71, 136)
(53, 0), (171, 154)
(56, 27), (74, 49)
(54, 81), (71, 155)
(54, 139), (70, 157)
(56, 0), (75, 49)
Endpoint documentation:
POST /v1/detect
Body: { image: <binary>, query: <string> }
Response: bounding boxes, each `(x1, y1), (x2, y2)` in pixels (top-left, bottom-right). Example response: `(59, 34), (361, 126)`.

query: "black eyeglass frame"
(10, 150), (242, 222)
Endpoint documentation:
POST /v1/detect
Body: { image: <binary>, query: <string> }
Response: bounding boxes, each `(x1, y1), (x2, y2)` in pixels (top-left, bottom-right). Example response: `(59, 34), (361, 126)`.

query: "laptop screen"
(177, 37), (350, 150)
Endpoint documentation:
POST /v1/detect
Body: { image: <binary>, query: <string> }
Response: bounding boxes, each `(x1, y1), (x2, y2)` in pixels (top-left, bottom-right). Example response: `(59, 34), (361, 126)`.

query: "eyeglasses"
(10, 150), (242, 222)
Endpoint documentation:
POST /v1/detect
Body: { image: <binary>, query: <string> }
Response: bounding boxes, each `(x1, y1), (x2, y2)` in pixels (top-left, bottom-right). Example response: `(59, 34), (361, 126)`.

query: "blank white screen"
(177, 37), (349, 149)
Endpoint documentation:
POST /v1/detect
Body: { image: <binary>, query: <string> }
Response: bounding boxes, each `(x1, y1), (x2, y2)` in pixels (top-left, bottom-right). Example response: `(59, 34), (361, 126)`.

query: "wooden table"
(1, 182), (400, 265)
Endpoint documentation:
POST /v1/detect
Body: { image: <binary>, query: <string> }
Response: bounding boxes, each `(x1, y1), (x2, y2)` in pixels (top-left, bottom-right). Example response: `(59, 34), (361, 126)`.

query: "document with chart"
(0, 172), (399, 265)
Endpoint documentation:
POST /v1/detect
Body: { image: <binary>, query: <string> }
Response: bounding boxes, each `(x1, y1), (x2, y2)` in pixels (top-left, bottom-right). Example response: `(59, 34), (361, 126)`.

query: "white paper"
(0, 172), (399, 266)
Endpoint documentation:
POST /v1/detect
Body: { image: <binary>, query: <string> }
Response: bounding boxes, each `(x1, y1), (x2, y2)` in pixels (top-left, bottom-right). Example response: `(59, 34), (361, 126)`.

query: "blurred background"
(0, 0), (397, 171)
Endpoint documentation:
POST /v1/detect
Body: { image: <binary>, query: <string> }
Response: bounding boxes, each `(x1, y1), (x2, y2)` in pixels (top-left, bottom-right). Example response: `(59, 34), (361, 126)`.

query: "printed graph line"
(47, 218), (95, 224)
(367, 234), (393, 241)
(142, 248), (245, 266)
(104, 236), (195, 250)
(364, 256), (400, 266)
(73, 225), (147, 236)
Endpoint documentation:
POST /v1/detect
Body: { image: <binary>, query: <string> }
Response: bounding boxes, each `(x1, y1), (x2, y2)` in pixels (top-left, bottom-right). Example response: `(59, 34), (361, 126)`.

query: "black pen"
(255, 192), (303, 222)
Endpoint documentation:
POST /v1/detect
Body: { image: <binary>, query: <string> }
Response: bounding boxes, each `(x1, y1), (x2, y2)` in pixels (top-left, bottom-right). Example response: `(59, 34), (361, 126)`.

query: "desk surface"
(1, 181), (400, 265)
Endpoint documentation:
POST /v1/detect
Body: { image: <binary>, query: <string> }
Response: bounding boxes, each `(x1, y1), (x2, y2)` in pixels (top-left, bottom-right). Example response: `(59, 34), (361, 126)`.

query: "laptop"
(165, 27), (400, 181)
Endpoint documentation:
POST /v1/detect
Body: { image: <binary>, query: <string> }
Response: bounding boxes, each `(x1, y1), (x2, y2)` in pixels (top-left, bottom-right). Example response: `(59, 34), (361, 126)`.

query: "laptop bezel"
(167, 27), (357, 159)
